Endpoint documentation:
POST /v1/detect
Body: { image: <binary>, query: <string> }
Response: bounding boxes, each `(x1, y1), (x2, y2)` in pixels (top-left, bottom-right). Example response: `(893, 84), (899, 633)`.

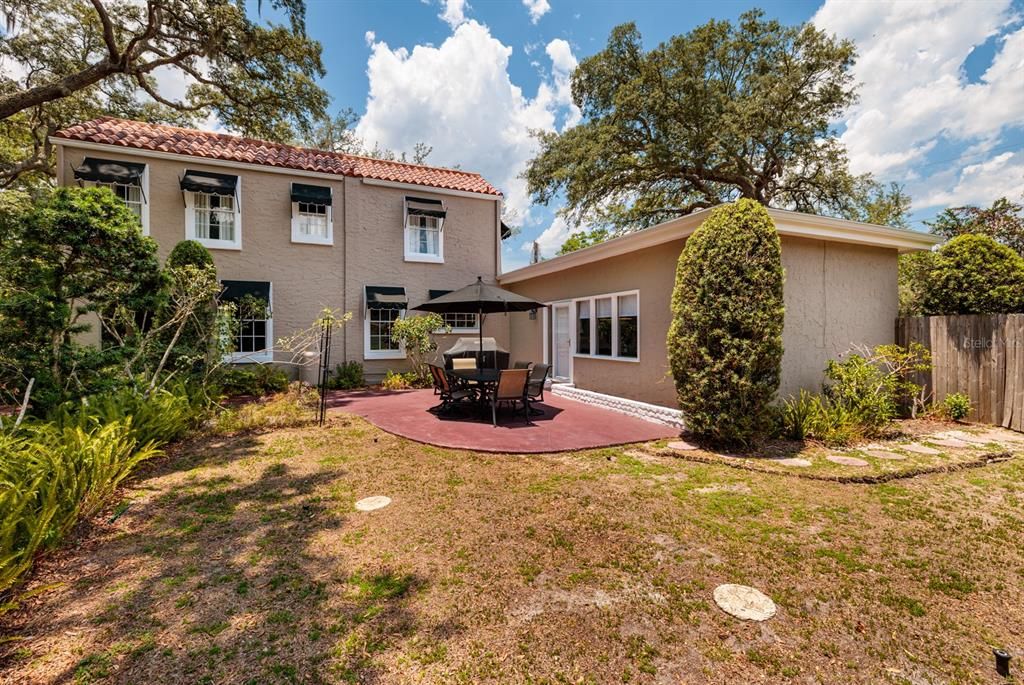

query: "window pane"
(576, 300), (591, 355)
(369, 308), (403, 351)
(595, 297), (612, 356)
(406, 215), (440, 257)
(617, 294), (638, 358)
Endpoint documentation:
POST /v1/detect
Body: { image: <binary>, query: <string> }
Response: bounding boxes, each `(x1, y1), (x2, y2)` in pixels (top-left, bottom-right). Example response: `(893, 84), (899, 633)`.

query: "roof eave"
(499, 206), (942, 284)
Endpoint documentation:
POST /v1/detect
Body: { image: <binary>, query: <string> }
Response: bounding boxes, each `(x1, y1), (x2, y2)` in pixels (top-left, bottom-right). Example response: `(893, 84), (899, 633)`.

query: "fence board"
(898, 314), (1024, 430)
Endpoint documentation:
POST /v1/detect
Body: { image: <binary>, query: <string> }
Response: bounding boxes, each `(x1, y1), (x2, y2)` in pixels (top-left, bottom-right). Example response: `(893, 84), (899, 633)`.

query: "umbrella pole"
(478, 306), (484, 369)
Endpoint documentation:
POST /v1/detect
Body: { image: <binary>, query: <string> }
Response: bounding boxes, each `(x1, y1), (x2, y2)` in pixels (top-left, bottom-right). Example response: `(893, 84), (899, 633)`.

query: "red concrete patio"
(326, 389), (679, 453)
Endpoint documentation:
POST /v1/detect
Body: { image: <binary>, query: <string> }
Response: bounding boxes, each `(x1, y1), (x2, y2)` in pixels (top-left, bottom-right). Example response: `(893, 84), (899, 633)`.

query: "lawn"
(1, 413), (1022, 684)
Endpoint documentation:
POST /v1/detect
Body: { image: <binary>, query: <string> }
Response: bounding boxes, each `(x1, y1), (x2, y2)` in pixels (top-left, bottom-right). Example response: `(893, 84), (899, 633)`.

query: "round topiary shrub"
(922, 234), (1024, 314)
(667, 199), (785, 445)
(167, 239), (214, 270)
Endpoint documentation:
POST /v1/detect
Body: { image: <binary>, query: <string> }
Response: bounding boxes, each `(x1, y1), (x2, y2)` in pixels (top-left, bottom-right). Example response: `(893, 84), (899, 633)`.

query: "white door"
(553, 304), (571, 380)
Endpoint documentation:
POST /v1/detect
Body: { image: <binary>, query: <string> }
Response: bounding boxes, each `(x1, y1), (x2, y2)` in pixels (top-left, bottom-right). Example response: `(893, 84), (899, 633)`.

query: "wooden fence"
(897, 315), (1024, 430)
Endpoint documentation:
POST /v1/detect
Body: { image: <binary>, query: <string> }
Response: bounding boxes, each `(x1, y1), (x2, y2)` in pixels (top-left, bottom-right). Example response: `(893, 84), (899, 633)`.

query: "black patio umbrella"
(413, 277), (545, 367)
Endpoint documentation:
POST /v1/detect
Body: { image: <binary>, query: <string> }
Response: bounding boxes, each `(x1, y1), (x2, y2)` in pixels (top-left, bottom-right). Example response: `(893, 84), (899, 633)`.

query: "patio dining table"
(450, 368), (500, 414)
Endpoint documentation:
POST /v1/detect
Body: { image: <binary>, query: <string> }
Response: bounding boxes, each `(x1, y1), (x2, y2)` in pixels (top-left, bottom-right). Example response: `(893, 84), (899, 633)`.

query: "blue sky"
(259, 0), (1024, 271)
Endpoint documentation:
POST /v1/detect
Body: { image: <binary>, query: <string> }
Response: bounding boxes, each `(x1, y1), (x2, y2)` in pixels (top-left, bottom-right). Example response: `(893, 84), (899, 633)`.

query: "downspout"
(341, 177), (348, 364)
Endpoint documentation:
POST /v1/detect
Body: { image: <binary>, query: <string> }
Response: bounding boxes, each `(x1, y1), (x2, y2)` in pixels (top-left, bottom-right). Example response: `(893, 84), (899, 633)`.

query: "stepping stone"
(713, 584), (776, 621)
(929, 438), (972, 449)
(941, 431), (993, 445)
(772, 457), (812, 467)
(827, 455), (869, 467)
(864, 450), (906, 461)
(899, 443), (942, 455)
(667, 440), (699, 451)
(978, 430), (1024, 444)
(354, 496), (391, 512)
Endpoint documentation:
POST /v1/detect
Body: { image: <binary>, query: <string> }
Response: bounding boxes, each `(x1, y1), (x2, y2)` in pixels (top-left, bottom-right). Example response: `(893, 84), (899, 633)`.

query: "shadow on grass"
(0, 427), (426, 685)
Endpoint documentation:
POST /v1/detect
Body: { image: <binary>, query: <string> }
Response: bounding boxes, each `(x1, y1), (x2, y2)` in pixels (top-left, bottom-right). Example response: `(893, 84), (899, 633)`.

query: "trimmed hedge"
(921, 234), (1024, 314)
(667, 199), (785, 445)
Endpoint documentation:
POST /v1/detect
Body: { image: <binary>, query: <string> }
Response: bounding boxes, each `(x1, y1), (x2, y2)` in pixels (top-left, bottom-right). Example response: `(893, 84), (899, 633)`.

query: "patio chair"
(488, 368), (531, 427)
(513, 360), (532, 369)
(526, 362), (550, 415)
(429, 364), (475, 414)
(452, 357), (477, 371)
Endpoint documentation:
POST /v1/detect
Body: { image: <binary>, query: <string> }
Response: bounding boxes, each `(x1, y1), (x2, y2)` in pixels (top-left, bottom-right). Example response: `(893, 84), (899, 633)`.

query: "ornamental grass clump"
(668, 199), (785, 446)
(0, 421), (159, 613)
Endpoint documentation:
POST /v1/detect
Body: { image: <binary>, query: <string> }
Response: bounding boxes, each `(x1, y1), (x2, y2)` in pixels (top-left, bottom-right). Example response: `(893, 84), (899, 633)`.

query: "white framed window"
(571, 289), (640, 362)
(183, 170), (241, 250)
(221, 280), (273, 364)
(190, 193), (238, 246)
(403, 196), (446, 263)
(93, 181), (143, 219)
(365, 307), (405, 360)
(291, 201), (332, 244)
(74, 158), (150, 235)
(405, 214), (442, 262)
(364, 285), (407, 360)
(441, 312), (479, 332)
(427, 289), (479, 333)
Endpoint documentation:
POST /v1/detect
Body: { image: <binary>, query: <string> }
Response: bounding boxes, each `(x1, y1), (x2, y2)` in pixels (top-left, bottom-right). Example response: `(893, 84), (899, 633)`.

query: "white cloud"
(920, 151), (1024, 208)
(813, 0), (1024, 210)
(527, 216), (586, 257)
(439, 0), (469, 29)
(364, 30), (376, 46)
(356, 21), (579, 223)
(522, 0), (551, 24)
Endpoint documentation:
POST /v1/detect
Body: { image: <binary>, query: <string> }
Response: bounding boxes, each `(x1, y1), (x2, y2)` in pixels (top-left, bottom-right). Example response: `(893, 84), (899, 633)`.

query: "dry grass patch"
(1, 415), (1022, 684)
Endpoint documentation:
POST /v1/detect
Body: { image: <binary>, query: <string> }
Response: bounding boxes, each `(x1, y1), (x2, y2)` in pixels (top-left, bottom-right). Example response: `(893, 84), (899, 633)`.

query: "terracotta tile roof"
(54, 117), (502, 197)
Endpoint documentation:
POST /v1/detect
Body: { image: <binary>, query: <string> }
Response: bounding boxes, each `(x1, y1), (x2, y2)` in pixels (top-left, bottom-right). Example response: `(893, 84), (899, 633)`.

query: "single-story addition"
(501, 208), (942, 414)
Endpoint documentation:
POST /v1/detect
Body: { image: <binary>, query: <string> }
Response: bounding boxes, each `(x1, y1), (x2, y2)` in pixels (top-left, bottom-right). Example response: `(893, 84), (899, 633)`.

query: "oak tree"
(527, 11), (864, 234)
(0, 0), (328, 188)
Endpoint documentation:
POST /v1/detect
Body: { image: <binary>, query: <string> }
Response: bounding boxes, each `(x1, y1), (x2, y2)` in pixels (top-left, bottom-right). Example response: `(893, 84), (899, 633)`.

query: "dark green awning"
(428, 289), (451, 301)
(365, 285), (407, 310)
(73, 157), (146, 185)
(180, 169), (238, 197)
(221, 280), (271, 316)
(291, 183), (332, 206)
(405, 196), (446, 219)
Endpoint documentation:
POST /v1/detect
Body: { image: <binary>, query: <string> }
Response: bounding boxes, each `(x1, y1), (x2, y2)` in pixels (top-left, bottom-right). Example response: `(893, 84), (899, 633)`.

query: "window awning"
(221, 280), (271, 317)
(365, 285), (407, 310)
(73, 157), (146, 185)
(428, 289), (451, 301)
(291, 182), (332, 206)
(405, 196), (446, 219)
(221, 280), (270, 303)
(180, 169), (238, 197)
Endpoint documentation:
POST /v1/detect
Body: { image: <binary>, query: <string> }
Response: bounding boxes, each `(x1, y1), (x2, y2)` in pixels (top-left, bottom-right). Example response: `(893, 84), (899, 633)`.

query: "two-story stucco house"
(53, 117), (509, 382)
(53, 117), (942, 419)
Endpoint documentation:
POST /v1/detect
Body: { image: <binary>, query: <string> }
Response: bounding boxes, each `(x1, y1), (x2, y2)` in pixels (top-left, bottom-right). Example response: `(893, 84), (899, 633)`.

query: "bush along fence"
(897, 314), (1024, 430)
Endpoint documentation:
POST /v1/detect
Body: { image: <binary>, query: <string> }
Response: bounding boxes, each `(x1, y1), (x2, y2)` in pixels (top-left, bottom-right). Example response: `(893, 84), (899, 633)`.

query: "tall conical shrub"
(668, 199), (785, 445)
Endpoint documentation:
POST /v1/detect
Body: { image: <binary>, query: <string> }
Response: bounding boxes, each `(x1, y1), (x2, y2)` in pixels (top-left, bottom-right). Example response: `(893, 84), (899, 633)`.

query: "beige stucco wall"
(504, 235), (899, 408)
(59, 145), (505, 381)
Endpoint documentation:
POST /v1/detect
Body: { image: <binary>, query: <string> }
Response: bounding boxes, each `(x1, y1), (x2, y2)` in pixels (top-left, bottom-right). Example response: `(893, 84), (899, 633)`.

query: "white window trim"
(290, 201), (333, 245)
(228, 282), (273, 364)
(403, 205), (444, 264)
(84, 166), (150, 235)
(184, 180), (242, 251)
(571, 289), (640, 363)
(364, 303), (407, 361)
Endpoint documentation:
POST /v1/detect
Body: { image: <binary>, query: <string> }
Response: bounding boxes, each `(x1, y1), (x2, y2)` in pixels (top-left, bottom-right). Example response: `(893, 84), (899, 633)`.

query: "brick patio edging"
(550, 384), (685, 429)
